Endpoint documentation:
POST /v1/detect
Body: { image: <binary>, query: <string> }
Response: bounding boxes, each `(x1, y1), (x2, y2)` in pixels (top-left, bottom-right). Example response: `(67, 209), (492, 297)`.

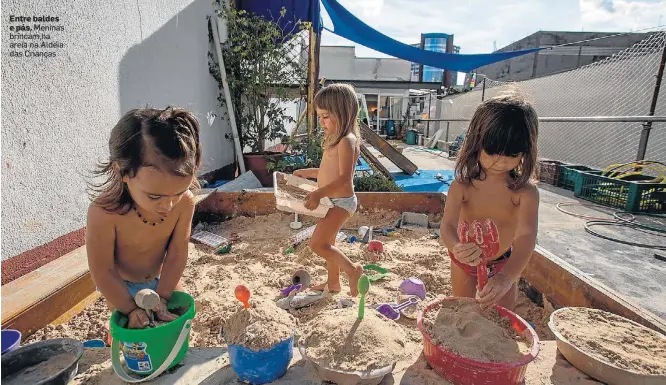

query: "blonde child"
(294, 84), (364, 296)
(87, 107), (201, 329)
(440, 92), (540, 310)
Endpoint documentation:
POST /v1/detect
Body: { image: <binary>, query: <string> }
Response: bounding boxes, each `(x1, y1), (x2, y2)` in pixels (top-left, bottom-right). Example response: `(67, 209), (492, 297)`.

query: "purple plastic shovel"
(376, 296), (419, 320)
(279, 283), (303, 297)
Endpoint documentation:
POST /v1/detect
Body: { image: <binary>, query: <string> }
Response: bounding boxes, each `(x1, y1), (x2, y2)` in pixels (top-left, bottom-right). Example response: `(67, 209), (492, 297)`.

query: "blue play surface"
(393, 169), (453, 193)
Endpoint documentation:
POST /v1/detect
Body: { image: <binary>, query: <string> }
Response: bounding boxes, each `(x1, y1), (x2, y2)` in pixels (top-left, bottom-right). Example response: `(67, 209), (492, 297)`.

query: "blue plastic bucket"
(228, 335), (294, 384)
(1, 330), (21, 355)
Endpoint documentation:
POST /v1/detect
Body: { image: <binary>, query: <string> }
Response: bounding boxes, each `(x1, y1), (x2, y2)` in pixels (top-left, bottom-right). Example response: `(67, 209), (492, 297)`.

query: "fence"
(436, 30), (666, 169)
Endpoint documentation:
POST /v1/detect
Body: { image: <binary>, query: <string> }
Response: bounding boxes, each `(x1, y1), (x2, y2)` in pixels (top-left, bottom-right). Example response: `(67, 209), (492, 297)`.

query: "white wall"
(1, 0), (234, 260)
(320, 46), (411, 81)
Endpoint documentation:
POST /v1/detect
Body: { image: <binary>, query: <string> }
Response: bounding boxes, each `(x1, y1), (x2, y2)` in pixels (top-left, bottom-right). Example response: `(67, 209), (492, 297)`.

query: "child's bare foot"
(347, 264), (364, 297)
(310, 281), (341, 293)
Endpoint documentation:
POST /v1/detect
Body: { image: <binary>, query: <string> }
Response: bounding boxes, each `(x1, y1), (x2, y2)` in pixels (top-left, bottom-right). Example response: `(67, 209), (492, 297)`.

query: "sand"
(553, 307), (666, 375)
(300, 307), (408, 371)
(223, 298), (297, 351)
(276, 173), (311, 200)
(424, 299), (531, 363)
(3, 353), (77, 385)
(26, 210), (556, 380)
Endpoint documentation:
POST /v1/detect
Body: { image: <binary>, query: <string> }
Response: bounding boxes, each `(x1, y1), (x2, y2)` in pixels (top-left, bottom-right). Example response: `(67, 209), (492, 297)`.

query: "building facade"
(476, 31), (652, 81)
(408, 33), (458, 87)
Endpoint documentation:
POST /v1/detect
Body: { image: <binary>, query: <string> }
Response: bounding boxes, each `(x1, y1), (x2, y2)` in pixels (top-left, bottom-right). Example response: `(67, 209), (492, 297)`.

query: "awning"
(236, 0), (321, 34)
(321, 0), (543, 72)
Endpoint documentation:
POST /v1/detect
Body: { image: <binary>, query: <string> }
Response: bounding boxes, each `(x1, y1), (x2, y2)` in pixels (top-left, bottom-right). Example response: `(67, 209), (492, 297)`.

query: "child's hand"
(477, 271), (513, 310)
(128, 308), (150, 329)
(293, 169), (306, 178)
(154, 297), (180, 322)
(304, 191), (321, 210)
(452, 243), (483, 265)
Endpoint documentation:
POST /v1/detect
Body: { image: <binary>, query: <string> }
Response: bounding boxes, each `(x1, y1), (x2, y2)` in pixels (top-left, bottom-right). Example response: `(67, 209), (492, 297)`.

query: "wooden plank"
(51, 291), (100, 326)
(359, 122), (418, 175)
(2, 271), (95, 336)
(1, 246), (88, 322)
(524, 245), (666, 335)
(196, 191), (445, 221)
(360, 144), (394, 180)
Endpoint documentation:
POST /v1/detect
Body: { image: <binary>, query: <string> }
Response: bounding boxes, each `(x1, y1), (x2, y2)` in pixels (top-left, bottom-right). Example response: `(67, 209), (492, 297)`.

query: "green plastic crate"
(558, 165), (600, 191)
(574, 171), (666, 213)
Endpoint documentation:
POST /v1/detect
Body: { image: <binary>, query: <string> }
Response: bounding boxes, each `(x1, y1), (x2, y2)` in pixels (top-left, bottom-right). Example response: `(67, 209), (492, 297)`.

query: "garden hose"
(613, 211), (666, 234)
(584, 221), (666, 250)
(556, 201), (666, 249)
(601, 161), (666, 183)
(555, 202), (616, 221)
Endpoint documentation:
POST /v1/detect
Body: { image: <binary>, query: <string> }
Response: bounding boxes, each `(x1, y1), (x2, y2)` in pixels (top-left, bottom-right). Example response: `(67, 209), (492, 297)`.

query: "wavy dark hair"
(455, 91), (539, 190)
(88, 106), (202, 213)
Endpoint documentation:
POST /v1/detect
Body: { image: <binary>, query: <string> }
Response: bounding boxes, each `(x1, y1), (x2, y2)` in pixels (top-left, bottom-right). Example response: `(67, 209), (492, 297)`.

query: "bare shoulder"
(179, 190), (196, 208)
(87, 201), (117, 227)
(448, 179), (467, 200)
(176, 190), (197, 214)
(517, 182), (539, 205)
(339, 134), (357, 148)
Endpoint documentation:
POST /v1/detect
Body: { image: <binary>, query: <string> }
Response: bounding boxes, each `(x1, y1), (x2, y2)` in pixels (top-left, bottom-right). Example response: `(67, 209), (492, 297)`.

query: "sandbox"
(15, 191), (666, 384)
(26, 198), (557, 383)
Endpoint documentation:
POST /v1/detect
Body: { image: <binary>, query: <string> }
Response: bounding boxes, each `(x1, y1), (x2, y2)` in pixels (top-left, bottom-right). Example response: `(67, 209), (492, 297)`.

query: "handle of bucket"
(111, 319), (192, 383)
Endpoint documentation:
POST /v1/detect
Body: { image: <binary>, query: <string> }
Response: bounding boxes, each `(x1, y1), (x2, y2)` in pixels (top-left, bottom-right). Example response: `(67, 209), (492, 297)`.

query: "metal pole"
(416, 116), (666, 123)
(445, 122), (450, 142)
(636, 43), (666, 161)
(306, 25), (317, 137)
(481, 78), (486, 101)
(211, 16), (246, 174)
(427, 92), (432, 137)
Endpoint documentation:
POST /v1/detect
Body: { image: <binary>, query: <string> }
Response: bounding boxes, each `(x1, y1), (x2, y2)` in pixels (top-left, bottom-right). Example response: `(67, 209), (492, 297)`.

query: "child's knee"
(309, 238), (330, 254)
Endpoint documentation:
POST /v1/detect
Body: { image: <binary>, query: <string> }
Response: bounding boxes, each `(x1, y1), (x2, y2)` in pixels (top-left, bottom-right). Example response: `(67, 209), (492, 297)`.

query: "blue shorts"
(97, 276), (160, 298)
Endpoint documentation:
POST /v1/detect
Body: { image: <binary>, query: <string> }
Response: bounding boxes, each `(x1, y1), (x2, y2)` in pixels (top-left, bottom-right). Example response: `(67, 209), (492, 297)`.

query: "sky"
(320, 0), (666, 57)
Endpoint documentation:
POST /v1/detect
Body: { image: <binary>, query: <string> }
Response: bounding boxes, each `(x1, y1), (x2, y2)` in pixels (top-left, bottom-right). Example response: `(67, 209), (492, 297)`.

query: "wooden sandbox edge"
(524, 245), (666, 335)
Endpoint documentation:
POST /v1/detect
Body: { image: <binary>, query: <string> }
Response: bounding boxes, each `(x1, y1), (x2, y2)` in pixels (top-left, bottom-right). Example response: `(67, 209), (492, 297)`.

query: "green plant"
(267, 132), (324, 173)
(208, 4), (307, 153)
(353, 175), (402, 192)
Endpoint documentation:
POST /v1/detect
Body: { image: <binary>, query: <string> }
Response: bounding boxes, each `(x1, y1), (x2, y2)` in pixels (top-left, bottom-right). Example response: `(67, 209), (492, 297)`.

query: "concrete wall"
(320, 46), (412, 81)
(1, 0), (234, 260)
(477, 31), (651, 81)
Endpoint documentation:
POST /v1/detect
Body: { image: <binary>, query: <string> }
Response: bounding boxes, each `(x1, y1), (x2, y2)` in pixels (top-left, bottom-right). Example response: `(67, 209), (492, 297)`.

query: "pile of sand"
(300, 307), (408, 372)
(553, 307), (666, 375)
(223, 298), (297, 351)
(424, 299), (531, 363)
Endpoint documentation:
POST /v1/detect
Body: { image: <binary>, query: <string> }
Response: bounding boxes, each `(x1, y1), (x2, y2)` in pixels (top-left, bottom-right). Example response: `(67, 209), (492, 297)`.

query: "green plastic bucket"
(109, 291), (196, 382)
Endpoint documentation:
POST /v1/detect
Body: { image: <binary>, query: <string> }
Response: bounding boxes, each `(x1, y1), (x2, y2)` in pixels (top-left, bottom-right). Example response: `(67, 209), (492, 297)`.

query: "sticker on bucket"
(122, 342), (153, 373)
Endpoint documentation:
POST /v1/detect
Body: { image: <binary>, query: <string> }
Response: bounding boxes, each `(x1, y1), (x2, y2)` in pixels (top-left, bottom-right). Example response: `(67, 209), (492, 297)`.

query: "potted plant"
(209, 4), (308, 186)
(267, 131), (324, 175)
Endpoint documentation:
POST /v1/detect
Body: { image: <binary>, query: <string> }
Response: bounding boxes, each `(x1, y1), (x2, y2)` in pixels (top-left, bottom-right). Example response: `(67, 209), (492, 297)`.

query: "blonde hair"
(314, 83), (361, 149)
(88, 107), (202, 213)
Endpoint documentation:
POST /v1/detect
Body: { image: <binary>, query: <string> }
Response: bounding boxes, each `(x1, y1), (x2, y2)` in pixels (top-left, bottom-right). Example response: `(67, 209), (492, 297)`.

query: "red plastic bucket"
(416, 297), (540, 385)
